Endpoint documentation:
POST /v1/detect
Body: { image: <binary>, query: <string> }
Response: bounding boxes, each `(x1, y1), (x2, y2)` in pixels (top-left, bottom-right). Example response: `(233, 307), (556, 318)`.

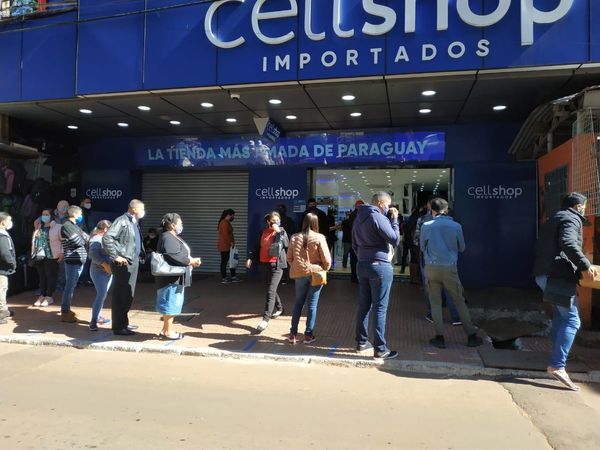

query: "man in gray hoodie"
(352, 191), (400, 359)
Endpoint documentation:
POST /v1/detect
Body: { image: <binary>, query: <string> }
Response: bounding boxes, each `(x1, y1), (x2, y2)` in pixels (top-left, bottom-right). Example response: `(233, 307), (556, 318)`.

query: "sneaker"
(429, 335), (446, 349)
(287, 333), (299, 344)
(89, 322), (98, 332)
(97, 316), (111, 325)
(547, 366), (579, 391)
(452, 319), (462, 326)
(356, 341), (374, 352)
(303, 334), (316, 344)
(467, 334), (483, 347)
(60, 310), (78, 323)
(374, 350), (399, 360)
(221, 278), (231, 284)
(0, 318), (6, 325)
(33, 296), (44, 307)
(0, 309), (10, 319)
(40, 297), (54, 307)
(271, 309), (284, 318)
(230, 276), (242, 283)
(425, 314), (434, 324)
(256, 319), (269, 332)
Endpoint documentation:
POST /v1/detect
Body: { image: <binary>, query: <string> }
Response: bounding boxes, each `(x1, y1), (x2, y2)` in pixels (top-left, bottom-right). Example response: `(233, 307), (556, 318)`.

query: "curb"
(1, 334), (598, 384)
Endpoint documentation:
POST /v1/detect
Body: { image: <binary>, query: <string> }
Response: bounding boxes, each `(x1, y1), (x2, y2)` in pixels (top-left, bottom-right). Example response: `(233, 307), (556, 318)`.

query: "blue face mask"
(75, 215), (84, 225)
(40, 215), (51, 223)
(383, 207), (389, 217)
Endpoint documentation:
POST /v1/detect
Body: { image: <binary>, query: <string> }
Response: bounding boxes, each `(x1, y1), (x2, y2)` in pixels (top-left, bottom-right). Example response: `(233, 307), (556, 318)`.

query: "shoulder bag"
(305, 242), (327, 287)
(268, 231), (283, 258)
(150, 251), (186, 276)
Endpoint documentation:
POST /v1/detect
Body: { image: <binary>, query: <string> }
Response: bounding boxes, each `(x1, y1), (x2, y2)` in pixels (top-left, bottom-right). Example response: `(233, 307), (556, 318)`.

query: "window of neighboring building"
(544, 165), (568, 218)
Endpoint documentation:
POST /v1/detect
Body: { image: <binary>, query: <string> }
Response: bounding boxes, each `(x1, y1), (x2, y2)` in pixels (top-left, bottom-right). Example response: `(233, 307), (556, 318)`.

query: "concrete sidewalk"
(1, 275), (599, 381)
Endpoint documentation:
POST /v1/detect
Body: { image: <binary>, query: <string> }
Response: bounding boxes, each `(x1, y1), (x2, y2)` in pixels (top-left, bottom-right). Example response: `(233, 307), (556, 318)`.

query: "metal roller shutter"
(142, 171), (249, 274)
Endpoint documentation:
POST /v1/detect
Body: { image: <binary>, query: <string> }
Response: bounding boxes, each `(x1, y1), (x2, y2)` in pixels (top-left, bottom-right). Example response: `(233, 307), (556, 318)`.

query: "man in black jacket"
(534, 192), (597, 391)
(103, 199), (146, 336)
(0, 212), (16, 324)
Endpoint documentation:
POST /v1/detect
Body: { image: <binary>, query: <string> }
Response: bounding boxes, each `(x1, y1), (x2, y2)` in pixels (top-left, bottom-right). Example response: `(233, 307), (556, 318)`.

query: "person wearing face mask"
(301, 198), (328, 238)
(155, 213), (201, 339)
(0, 212), (16, 325)
(534, 192), (598, 391)
(352, 192), (400, 360)
(31, 209), (62, 307)
(88, 220), (113, 331)
(52, 199), (70, 293)
(246, 211), (289, 332)
(143, 228), (159, 253)
(60, 205), (90, 323)
(79, 197), (92, 233)
(102, 199), (146, 336)
(217, 208), (241, 284)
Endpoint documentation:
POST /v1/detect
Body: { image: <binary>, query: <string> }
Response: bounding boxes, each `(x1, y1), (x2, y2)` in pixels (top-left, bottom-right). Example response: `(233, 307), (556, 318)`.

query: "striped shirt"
(61, 220), (89, 265)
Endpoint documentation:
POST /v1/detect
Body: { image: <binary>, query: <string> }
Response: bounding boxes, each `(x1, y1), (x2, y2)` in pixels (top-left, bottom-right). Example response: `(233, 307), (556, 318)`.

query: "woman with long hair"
(286, 213), (331, 344)
(31, 209), (62, 307)
(217, 208), (240, 284)
(88, 220), (113, 330)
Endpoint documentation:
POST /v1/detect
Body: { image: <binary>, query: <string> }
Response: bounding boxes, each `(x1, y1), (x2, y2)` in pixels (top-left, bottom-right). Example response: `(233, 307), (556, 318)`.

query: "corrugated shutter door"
(142, 171), (248, 273)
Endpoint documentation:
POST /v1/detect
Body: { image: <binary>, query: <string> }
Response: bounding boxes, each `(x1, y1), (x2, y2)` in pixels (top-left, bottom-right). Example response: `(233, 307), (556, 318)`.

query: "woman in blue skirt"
(155, 213), (202, 339)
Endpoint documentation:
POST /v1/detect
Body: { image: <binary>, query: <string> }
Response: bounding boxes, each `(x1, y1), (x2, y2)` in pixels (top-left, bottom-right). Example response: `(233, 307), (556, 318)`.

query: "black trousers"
(37, 258), (59, 297)
(111, 260), (139, 331)
(262, 263), (283, 320)
(350, 249), (358, 282)
(220, 251), (236, 279)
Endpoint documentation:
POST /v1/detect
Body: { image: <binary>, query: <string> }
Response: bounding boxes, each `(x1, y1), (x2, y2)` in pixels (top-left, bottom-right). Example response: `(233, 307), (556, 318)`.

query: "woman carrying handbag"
(286, 213), (331, 344)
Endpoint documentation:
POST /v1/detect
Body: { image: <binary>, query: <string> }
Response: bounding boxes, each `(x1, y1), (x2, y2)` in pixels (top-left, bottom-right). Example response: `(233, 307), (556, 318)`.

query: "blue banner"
(135, 131), (445, 168)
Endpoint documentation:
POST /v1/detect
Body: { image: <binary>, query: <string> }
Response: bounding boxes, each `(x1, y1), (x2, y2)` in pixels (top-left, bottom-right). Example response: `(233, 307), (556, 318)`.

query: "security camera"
(230, 92), (241, 100)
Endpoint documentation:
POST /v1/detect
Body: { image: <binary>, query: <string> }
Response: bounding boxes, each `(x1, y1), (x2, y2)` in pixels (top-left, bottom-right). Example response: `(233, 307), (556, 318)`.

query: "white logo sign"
(86, 187), (123, 200)
(255, 187), (300, 200)
(467, 185), (523, 200)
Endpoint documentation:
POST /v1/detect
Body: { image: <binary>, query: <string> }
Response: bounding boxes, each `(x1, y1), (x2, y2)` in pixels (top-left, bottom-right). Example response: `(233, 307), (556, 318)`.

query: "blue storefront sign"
(135, 131), (445, 168)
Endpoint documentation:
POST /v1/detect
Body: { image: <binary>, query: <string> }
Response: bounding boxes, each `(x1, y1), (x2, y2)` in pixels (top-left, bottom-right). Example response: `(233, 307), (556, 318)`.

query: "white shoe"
(40, 297), (54, 307)
(547, 366), (579, 391)
(33, 296), (44, 307)
(256, 320), (269, 332)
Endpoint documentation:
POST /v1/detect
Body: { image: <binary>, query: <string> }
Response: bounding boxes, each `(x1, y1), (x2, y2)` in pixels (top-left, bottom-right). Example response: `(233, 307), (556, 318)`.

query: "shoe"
(89, 323), (98, 331)
(356, 341), (373, 352)
(271, 309), (284, 319)
(60, 310), (78, 323)
(429, 335), (446, 349)
(452, 319), (462, 326)
(303, 334), (316, 344)
(0, 318), (6, 325)
(97, 316), (111, 325)
(221, 278), (231, 284)
(425, 314), (434, 324)
(287, 333), (299, 344)
(40, 297), (54, 307)
(33, 296), (44, 307)
(159, 331), (183, 340)
(256, 319), (269, 332)
(0, 309), (11, 319)
(374, 350), (398, 360)
(113, 328), (135, 336)
(230, 276), (242, 283)
(547, 366), (579, 391)
(467, 334), (483, 347)
(127, 324), (139, 331)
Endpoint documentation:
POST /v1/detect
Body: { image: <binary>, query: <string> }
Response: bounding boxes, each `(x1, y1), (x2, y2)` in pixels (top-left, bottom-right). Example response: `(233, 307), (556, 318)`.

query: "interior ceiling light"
(342, 94), (356, 101)
(79, 109), (92, 114)
(422, 90), (436, 96)
(442, 170), (447, 173)
(226, 118), (237, 123)
(269, 99), (282, 105)
(286, 115), (297, 120)
(350, 112), (362, 117)
(493, 105), (507, 111)
(67, 125), (78, 130)
(138, 105), (151, 111)
(419, 108), (432, 114)
(201, 102), (214, 108)
(117, 122), (129, 128)
(170, 120), (181, 125)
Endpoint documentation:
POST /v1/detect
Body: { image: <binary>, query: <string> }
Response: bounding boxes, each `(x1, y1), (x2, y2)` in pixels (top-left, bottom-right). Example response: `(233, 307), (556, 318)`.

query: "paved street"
(1, 343), (599, 450)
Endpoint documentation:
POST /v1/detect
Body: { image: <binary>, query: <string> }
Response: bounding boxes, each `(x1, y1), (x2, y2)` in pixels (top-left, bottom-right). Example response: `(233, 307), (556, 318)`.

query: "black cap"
(561, 192), (587, 209)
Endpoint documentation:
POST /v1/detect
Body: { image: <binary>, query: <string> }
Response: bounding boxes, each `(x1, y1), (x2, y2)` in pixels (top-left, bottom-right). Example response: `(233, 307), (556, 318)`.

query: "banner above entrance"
(135, 131), (445, 168)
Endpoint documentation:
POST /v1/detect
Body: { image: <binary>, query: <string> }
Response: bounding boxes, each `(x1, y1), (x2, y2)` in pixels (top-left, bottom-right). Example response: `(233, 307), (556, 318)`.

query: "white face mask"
(137, 210), (146, 220)
(83, 203), (92, 210)
(6, 221), (13, 230)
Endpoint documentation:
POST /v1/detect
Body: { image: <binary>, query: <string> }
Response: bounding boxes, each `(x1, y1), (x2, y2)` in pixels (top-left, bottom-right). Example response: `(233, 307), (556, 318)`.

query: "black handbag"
(268, 233), (283, 258)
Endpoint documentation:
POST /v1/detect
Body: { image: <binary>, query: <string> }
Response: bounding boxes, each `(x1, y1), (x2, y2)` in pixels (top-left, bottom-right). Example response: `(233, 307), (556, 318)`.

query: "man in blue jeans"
(352, 191), (400, 360)
(534, 192), (597, 391)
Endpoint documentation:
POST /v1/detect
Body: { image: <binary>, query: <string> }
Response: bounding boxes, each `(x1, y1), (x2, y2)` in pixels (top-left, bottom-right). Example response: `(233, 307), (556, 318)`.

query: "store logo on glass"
(467, 185), (523, 200)
(255, 187), (300, 200)
(85, 187), (124, 200)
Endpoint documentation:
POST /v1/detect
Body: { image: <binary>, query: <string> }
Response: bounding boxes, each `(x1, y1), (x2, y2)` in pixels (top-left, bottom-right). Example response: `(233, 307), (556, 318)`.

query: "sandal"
(159, 331), (183, 340)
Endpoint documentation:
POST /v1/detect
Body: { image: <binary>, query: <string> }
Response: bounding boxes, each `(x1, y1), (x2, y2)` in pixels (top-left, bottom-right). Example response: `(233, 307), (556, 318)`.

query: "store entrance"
(313, 167), (453, 277)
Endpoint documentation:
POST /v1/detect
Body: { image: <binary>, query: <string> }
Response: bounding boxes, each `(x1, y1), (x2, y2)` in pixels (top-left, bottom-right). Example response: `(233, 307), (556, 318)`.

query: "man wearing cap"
(534, 192), (598, 391)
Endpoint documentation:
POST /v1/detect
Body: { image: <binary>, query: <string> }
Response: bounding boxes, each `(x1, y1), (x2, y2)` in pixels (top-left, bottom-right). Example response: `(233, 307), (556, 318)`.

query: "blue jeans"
(61, 263), (83, 313)
(356, 260), (394, 353)
(535, 275), (581, 369)
(90, 266), (113, 325)
(420, 257), (459, 320)
(290, 276), (324, 336)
